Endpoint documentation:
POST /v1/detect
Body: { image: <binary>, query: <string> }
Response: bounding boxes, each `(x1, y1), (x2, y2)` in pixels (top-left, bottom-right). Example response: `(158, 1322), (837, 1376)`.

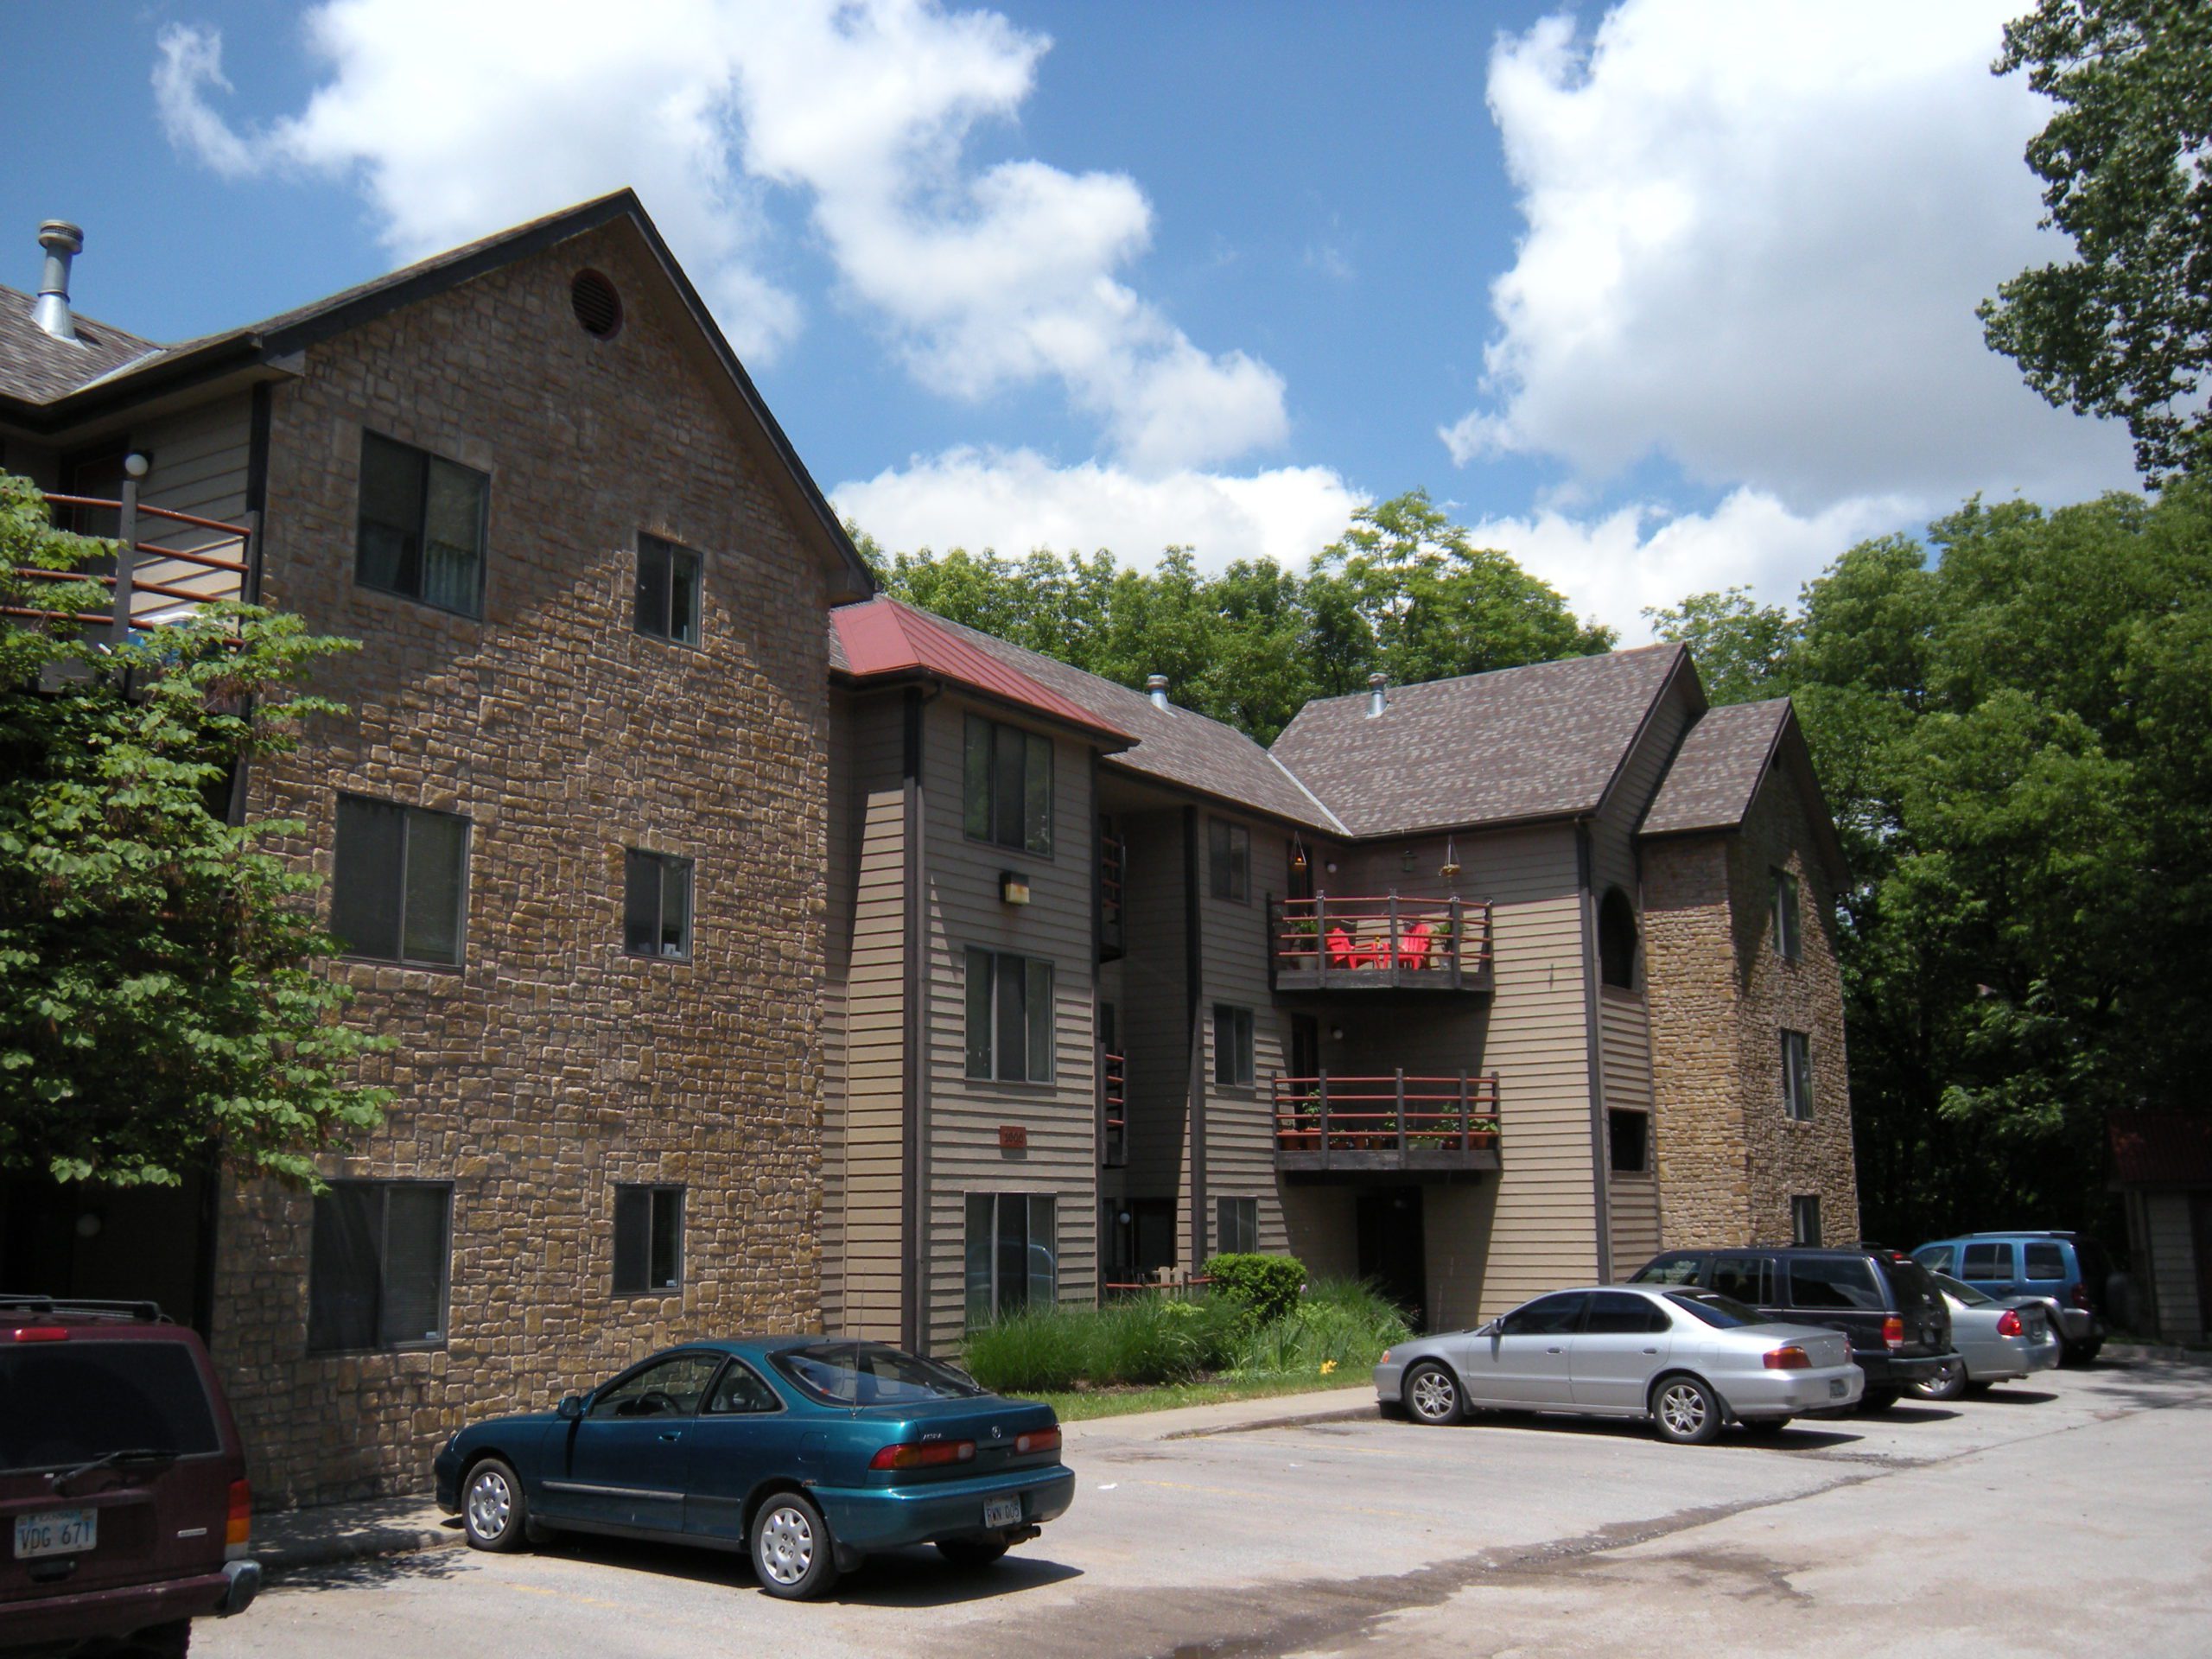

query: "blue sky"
(4, 1), (2138, 636)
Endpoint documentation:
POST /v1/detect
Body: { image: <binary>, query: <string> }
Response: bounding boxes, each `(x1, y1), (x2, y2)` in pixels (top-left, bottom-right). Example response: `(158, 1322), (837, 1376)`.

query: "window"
(1213, 1005), (1255, 1087)
(624, 849), (694, 960)
(963, 1193), (1056, 1325)
(0, 1344), (223, 1472)
(1584, 1291), (1671, 1335)
(308, 1181), (450, 1352)
(613, 1185), (683, 1293)
(963, 715), (1052, 855)
(331, 795), (469, 967)
(1216, 1197), (1258, 1255)
(964, 950), (1055, 1082)
(1208, 818), (1250, 902)
(1790, 1195), (1822, 1247)
(1598, 887), (1638, 988)
(1961, 1242), (2014, 1280)
(1665, 1292), (1776, 1330)
(703, 1360), (782, 1414)
(1915, 1243), (1957, 1275)
(1608, 1108), (1649, 1173)
(356, 430), (486, 615)
(1630, 1254), (1703, 1287)
(587, 1351), (721, 1419)
(1774, 870), (1802, 963)
(634, 534), (701, 645)
(2024, 1242), (2067, 1281)
(1786, 1255), (1883, 1312)
(1498, 1293), (1589, 1336)
(1781, 1029), (1814, 1120)
(1712, 1254), (1771, 1304)
(772, 1343), (984, 1405)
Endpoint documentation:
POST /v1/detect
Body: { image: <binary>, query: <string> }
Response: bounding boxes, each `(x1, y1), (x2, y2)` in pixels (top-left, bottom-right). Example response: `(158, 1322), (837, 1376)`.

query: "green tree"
(1642, 586), (1800, 707)
(1982, 0), (2212, 480)
(0, 474), (388, 1190)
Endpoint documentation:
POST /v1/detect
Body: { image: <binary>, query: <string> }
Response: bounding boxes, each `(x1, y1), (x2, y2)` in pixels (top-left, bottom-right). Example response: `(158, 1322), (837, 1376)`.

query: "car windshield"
(1631, 1255), (1702, 1286)
(0, 1342), (221, 1472)
(1663, 1292), (1777, 1330)
(1932, 1272), (1994, 1307)
(771, 1342), (985, 1407)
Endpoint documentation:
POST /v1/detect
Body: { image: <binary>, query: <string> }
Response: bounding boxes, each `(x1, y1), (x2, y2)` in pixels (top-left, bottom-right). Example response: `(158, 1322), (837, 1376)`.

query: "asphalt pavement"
(201, 1352), (2212, 1659)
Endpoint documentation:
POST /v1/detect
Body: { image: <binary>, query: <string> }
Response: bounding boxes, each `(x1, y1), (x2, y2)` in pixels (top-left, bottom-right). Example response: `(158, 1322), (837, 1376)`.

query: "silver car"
(1910, 1272), (2062, 1400)
(1375, 1285), (1865, 1444)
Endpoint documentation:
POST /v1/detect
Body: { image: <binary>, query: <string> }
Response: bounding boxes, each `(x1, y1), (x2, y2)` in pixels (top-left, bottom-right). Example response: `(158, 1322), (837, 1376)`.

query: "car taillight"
(10, 1326), (68, 1342)
(868, 1440), (976, 1471)
(1763, 1345), (1812, 1370)
(1015, 1427), (1061, 1456)
(2069, 1285), (2092, 1310)
(1996, 1309), (2024, 1338)
(226, 1479), (251, 1557)
(1883, 1317), (1904, 1352)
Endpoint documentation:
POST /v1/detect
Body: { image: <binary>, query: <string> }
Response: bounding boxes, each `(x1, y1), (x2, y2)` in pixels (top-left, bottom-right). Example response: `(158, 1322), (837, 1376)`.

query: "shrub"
(961, 1294), (1251, 1392)
(1203, 1253), (1307, 1325)
(1231, 1277), (1411, 1377)
(960, 1306), (1089, 1392)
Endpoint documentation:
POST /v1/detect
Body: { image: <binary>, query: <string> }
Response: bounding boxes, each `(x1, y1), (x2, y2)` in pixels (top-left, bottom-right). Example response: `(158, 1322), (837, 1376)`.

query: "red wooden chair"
(1326, 926), (1357, 970)
(1399, 920), (1433, 969)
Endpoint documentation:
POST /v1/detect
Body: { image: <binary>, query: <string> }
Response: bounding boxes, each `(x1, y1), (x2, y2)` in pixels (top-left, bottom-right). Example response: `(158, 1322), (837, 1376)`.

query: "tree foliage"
(0, 474), (387, 1190)
(862, 490), (1613, 743)
(1654, 486), (2212, 1243)
(1982, 0), (2212, 481)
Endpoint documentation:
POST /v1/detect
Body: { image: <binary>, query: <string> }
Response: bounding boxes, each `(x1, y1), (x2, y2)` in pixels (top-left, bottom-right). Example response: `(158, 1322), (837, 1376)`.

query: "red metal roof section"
(2109, 1109), (2212, 1187)
(831, 598), (1133, 741)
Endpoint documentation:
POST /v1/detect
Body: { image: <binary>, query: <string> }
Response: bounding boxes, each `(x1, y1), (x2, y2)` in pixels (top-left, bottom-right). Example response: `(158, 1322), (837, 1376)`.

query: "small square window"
(613, 1185), (683, 1293)
(1781, 1029), (1814, 1121)
(356, 430), (486, 616)
(1208, 819), (1250, 903)
(1213, 1005), (1255, 1087)
(1774, 870), (1802, 963)
(1790, 1194), (1821, 1247)
(635, 535), (702, 645)
(331, 795), (470, 967)
(1608, 1108), (1649, 1173)
(1215, 1196), (1258, 1255)
(624, 849), (694, 959)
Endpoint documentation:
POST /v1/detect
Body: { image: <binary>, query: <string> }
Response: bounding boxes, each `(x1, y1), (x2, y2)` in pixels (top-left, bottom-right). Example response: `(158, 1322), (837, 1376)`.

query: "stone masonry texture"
(1643, 765), (1859, 1250)
(208, 224), (832, 1506)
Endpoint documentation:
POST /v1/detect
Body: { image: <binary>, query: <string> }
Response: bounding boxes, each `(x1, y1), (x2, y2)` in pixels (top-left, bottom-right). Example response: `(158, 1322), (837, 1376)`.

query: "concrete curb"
(254, 1505), (462, 1575)
(1161, 1403), (1380, 1440)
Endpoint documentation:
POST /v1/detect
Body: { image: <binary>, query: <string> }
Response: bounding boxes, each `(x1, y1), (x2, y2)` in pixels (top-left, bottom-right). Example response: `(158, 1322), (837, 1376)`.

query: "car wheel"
(1859, 1388), (1901, 1414)
(462, 1457), (531, 1553)
(937, 1535), (1011, 1569)
(752, 1492), (840, 1600)
(2075, 1340), (2102, 1366)
(1738, 1416), (1791, 1440)
(1650, 1375), (1721, 1445)
(1910, 1360), (1966, 1402)
(2045, 1327), (2069, 1367)
(1402, 1361), (1463, 1426)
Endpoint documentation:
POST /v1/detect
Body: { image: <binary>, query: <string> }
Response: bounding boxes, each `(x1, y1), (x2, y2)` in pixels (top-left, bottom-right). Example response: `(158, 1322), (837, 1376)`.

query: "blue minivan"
(1910, 1232), (2108, 1364)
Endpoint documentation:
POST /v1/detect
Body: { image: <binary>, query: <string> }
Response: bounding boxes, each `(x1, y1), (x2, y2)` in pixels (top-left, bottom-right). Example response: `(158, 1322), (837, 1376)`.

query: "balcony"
(4, 493), (255, 641)
(1267, 893), (1492, 994)
(1271, 1071), (1501, 1177)
(1101, 1050), (1127, 1168)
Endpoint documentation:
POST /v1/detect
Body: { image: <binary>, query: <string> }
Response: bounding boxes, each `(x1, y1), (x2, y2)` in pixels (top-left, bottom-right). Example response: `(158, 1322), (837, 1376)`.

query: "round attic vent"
(570, 270), (622, 339)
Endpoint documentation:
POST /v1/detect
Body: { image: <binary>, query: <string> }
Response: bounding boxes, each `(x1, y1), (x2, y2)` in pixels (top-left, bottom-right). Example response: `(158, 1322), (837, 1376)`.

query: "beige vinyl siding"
(133, 396), (256, 609)
(1601, 988), (1661, 1268)
(1195, 813), (1291, 1261)
(2145, 1192), (2204, 1340)
(920, 697), (1099, 1355)
(1330, 827), (1595, 1329)
(827, 692), (908, 1339)
(1118, 810), (1191, 1230)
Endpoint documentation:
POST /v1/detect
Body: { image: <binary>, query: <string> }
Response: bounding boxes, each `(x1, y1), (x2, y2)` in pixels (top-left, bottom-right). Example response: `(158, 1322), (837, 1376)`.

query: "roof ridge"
(1291, 641), (1683, 711)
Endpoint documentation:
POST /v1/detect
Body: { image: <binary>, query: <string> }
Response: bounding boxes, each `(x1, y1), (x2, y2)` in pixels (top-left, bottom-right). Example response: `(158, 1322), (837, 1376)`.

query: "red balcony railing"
(1268, 893), (1492, 992)
(1101, 1050), (1127, 1167)
(3, 492), (255, 639)
(1271, 1071), (1501, 1172)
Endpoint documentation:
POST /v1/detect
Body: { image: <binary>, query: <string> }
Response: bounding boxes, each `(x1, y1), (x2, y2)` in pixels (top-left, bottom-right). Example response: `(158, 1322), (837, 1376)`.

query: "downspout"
(1577, 819), (1614, 1283)
(899, 687), (931, 1352)
(1183, 805), (1206, 1268)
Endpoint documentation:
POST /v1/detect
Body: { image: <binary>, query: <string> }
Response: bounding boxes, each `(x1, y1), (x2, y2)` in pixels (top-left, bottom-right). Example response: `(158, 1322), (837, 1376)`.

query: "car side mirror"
(1478, 1320), (1499, 1338)
(557, 1395), (584, 1421)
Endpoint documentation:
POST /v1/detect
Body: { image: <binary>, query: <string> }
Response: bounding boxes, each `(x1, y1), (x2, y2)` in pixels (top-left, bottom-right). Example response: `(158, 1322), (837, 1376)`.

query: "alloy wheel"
(1408, 1365), (1459, 1423)
(1659, 1382), (1707, 1438)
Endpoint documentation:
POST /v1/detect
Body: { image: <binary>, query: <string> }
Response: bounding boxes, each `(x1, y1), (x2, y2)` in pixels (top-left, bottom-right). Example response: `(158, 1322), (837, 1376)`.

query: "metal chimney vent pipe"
(1147, 673), (1170, 711)
(1367, 671), (1388, 719)
(35, 220), (83, 341)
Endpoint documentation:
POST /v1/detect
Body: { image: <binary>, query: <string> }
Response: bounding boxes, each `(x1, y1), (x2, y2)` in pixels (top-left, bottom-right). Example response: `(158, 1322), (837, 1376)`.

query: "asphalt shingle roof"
(0, 284), (165, 403)
(1639, 698), (1792, 837)
(1268, 645), (1687, 837)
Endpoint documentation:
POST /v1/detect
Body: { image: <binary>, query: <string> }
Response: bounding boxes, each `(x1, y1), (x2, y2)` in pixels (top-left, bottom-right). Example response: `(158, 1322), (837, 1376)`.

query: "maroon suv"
(0, 1297), (259, 1655)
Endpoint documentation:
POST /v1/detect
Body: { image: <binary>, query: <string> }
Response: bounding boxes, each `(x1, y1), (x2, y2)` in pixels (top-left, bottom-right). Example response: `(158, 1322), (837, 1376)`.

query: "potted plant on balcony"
(1279, 1087), (1320, 1150)
(1280, 913), (1319, 969)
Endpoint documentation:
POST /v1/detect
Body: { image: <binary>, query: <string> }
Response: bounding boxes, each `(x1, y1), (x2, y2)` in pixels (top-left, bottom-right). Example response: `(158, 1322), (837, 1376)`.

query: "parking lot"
(205, 1354), (2212, 1659)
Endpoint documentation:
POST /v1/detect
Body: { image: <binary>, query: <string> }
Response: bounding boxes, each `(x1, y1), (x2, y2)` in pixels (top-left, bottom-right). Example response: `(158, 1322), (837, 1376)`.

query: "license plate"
(14, 1509), (97, 1560)
(1828, 1378), (1847, 1399)
(982, 1497), (1022, 1529)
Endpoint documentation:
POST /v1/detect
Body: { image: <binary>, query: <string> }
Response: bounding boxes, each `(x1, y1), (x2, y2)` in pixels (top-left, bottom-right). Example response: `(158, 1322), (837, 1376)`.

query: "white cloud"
(150, 0), (1285, 465)
(1449, 2), (2137, 510)
(1471, 488), (1920, 643)
(833, 448), (1361, 568)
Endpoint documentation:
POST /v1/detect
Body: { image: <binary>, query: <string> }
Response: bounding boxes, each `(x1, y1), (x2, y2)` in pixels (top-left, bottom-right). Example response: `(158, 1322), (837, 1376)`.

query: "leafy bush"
(963, 1294), (1247, 1391)
(1231, 1277), (1410, 1377)
(1202, 1253), (1307, 1325)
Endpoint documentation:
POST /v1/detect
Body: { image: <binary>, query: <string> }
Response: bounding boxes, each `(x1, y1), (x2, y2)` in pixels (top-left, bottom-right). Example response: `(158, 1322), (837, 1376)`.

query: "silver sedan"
(1910, 1272), (2062, 1399)
(1375, 1285), (1864, 1444)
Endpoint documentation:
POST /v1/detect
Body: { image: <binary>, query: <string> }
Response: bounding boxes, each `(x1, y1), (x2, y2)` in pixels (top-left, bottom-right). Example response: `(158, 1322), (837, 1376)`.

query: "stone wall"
(1643, 835), (1751, 1249)
(209, 222), (833, 1505)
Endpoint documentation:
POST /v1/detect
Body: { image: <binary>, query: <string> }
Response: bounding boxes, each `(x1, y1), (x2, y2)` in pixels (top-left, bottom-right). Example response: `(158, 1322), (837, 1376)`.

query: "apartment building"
(822, 600), (1859, 1349)
(0, 194), (872, 1503)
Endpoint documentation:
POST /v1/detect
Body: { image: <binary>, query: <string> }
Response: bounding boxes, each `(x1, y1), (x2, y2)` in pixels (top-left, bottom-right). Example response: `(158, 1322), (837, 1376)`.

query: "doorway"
(1356, 1185), (1427, 1332)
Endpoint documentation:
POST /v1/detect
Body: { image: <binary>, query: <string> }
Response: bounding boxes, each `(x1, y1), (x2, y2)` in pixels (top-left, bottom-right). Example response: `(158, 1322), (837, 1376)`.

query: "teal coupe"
(431, 1338), (1072, 1599)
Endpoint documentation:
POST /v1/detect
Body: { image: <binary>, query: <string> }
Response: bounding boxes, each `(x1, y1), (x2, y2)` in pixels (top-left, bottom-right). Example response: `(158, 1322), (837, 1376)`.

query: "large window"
(1781, 1029), (1814, 1121)
(1208, 818), (1250, 902)
(964, 1193), (1056, 1325)
(963, 715), (1052, 855)
(965, 949), (1054, 1082)
(331, 795), (469, 967)
(356, 430), (487, 616)
(1608, 1108), (1649, 1173)
(1961, 1242), (2015, 1280)
(308, 1181), (451, 1352)
(1774, 870), (1802, 962)
(1216, 1197), (1258, 1255)
(1213, 1005), (1255, 1087)
(634, 534), (701, 645)
(624, 849), (694, 960)
(613, 1185), (683, 1294)
(1598, 888), (1638, 988)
